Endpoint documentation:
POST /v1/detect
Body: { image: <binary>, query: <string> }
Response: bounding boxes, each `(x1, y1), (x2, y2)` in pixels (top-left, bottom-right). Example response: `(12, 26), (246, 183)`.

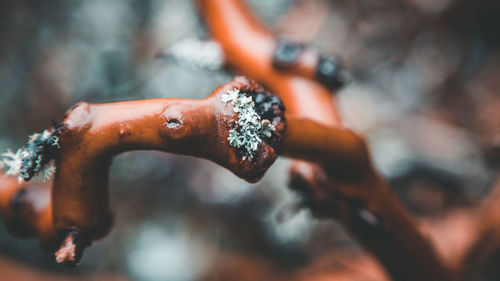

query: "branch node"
(54, 230), (89, 267)
(316, 56), (351, 90)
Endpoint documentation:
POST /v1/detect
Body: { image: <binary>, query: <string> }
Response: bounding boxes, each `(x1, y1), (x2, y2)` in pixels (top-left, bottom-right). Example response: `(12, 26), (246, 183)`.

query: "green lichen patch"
(222, 88), (276, 160)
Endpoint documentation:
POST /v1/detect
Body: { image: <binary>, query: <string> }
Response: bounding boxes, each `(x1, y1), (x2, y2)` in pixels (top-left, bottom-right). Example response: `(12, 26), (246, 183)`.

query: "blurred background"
(0, 0), (499, 280)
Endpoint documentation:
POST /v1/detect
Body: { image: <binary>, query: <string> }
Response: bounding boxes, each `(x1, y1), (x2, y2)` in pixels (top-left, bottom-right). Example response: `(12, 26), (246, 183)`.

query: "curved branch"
(49, 77), (285, 265)
(197, 1), (456, 281)
(1, 75), (368, 266)
(458, 177), (500, 279)
(0, 177), (55, 249)
(196, 0), (346, 122)
(0, 256), (128, 281)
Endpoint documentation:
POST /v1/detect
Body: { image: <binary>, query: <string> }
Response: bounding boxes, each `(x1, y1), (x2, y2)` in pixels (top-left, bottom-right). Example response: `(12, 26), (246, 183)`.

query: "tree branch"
(197, 1), (456, 281)
(0, 177), (55, 249)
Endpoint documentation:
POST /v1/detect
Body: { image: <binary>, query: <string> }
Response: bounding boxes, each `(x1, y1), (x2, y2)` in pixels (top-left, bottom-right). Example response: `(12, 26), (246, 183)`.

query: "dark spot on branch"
(316, 56), (350, 90)
(272, 39), (303, 69)
(166, 118), (181, 129)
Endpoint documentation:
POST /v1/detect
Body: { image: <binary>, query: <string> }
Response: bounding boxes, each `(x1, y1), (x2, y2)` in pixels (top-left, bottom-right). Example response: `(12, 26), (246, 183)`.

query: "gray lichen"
(222, 88), (276, 160)
(164, 38), (225, 71)
(2, 149), (23, 179)
(1, 129), (59, 182)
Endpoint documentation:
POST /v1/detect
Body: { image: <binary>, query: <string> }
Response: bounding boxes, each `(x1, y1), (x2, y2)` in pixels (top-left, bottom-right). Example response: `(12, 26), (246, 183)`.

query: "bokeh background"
(0, 0), (499, 280)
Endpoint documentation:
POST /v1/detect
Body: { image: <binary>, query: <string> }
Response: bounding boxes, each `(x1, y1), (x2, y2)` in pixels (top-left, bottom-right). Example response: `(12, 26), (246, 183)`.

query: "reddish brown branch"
(284, 124), (456, 281)
(196, 0), (347, 117)
(1, 75), (372, 267)
(197, 1), (456, 281)
(49, 77), (286, 264)
(274, 0), (331, 42)
(0, 177), (55, 249)
(0, 256), (128, 281)
(457, 177), (500, 279)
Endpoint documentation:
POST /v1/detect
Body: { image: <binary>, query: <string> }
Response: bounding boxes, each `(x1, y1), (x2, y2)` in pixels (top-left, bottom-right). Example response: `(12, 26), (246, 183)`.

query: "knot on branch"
(222, 87), (284, 161)
(272, 39), (351, 91)
(316, 55), (351, 90)
(272, 39), (304, 69)
(55, 230), (90, 267)
(214, 77), (286, 182)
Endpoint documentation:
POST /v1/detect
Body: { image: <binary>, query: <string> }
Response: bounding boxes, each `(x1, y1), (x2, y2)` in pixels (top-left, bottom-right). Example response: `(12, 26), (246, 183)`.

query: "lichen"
(166, 38), (225, 71)
(222, 88), (276, 160)
(1, 129), (60, 182)
(2, 149), (23, 181)
(40, 162), (56, 182)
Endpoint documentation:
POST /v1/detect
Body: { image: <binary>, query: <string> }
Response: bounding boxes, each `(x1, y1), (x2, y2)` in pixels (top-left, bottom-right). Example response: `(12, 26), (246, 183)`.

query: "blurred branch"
(197, 0), (456, 280)
(0, 256), (128, 281)
(274, 0), (331, 42)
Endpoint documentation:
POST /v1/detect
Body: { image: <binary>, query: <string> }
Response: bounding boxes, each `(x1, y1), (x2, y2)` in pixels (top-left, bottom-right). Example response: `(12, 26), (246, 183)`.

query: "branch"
(197, 1), (456, 281)
(46, 77), (285, 265)
(0, 256), (128, 281)
(0, 176), (55, 249)
(1, 75), (370, 267)
(458, 177), (500, 279)
(196, 0), (349, 101)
